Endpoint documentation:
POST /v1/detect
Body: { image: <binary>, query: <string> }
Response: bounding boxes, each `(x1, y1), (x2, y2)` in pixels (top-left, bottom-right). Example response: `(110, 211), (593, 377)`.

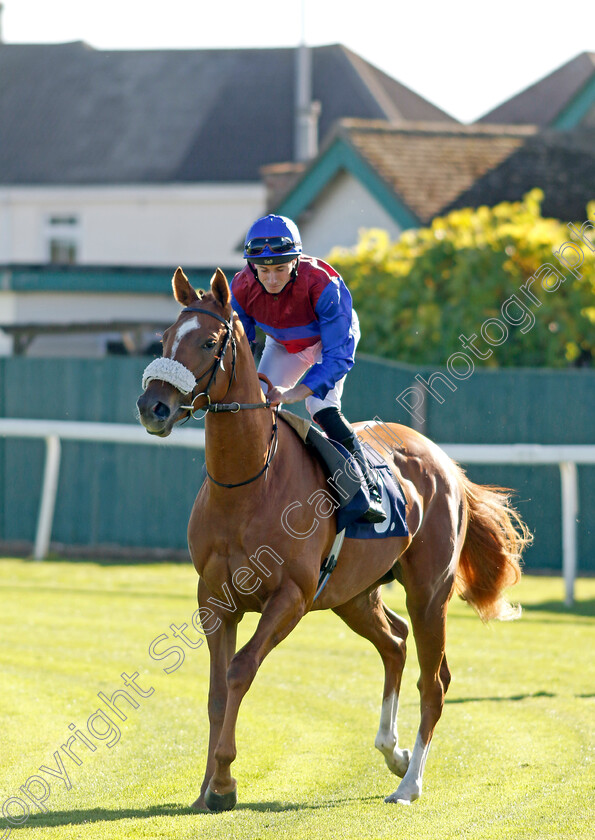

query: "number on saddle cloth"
(341, 447), (409, 539)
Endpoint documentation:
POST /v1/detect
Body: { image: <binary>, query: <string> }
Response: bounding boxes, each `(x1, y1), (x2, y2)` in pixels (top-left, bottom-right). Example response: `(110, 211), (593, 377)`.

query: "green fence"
(0, 357), (202, 553)
(345, 356), (595, 574)
(1, 356), (593, 572)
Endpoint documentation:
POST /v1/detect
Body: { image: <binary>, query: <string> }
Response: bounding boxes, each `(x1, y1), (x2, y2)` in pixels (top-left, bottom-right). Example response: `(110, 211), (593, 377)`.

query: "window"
(46, 215), (80, 264)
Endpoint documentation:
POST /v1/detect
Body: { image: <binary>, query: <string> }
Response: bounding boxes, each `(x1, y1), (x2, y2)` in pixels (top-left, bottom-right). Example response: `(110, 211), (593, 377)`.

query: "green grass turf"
(0, 557), (593, 839)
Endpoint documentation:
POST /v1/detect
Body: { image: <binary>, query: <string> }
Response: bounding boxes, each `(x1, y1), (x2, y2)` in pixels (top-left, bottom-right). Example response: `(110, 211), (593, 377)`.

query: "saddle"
(278, 409), (409, 600)
(278, 409), (370, 525)
(278, 409), (367, 600)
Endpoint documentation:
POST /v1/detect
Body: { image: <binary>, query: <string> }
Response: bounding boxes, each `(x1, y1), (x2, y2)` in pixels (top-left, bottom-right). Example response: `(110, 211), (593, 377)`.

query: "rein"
(142, 305), (279, 488)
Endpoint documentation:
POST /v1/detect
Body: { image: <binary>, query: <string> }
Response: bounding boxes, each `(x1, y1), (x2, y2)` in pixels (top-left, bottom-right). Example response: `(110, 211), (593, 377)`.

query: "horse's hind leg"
(333, 589), (411, 778)
(385, 555), (455, 805)
(377, 602), (414, 776)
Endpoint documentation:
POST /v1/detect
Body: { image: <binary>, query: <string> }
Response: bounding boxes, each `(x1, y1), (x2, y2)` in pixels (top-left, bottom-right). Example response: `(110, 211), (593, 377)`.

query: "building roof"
(277, 120), (535, 227)
(477, 52), (595, 128)
(0, 41), (456, 186)
(444, 128), (595, 221)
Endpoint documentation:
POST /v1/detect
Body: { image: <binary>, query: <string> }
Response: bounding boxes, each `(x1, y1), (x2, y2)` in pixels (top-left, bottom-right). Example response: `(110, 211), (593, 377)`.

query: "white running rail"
(0, 420), (593, 606)
(0, 418), (204, 564)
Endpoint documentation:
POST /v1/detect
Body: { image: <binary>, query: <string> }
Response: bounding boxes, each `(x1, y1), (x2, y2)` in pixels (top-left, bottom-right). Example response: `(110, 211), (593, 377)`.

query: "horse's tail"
(456, 470), (533, 623)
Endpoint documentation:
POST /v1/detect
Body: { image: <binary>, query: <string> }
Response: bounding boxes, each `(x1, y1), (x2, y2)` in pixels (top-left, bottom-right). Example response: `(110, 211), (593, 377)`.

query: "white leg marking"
(385, 731), (431, 804)
(171, 316), (200, 359)
(375, 691), (411, 778)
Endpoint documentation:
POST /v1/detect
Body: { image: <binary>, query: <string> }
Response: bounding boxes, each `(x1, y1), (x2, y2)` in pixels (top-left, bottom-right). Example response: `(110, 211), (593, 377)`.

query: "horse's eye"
(203, 338), (217, 350)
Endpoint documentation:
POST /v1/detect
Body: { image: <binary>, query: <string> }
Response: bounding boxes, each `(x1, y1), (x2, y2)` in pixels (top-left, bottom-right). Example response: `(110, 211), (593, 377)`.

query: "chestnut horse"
(137, 267), (531, 811)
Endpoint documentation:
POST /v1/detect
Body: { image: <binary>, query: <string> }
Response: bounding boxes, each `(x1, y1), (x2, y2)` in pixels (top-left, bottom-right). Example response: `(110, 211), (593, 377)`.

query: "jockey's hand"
(267, 384), (313, 406)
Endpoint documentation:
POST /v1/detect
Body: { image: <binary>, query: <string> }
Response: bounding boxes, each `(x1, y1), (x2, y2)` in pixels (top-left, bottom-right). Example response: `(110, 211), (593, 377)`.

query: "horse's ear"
(211, 268), (231, 309)
(172, 267), (198, 306)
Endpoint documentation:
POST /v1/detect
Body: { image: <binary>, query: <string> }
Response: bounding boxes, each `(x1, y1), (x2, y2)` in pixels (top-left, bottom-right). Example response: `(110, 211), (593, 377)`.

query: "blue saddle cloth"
(330, 442), (409, 539)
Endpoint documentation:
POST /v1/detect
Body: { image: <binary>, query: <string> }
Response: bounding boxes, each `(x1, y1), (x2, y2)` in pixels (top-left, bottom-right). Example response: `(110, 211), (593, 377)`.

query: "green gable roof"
(275, 121), (532, 228)
(553, 72), (595, 128)
(478, 52), (595, 128)
(275, 135), (421, 230)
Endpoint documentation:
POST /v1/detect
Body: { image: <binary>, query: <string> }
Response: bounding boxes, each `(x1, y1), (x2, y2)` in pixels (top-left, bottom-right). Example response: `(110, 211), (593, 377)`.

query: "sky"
(2, 0), (594, 123)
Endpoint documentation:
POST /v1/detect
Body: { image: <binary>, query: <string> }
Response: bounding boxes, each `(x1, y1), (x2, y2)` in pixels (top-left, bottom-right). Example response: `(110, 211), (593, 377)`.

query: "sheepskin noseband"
(141, 357), (196, 394)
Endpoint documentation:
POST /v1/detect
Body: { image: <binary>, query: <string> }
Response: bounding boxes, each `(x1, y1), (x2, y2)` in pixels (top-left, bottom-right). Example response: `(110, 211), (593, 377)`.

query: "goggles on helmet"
(244, 236), (299, 257)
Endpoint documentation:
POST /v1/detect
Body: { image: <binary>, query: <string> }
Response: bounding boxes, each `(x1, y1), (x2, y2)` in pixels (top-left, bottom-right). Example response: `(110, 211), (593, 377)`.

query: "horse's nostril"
(153, 402), (170, 420)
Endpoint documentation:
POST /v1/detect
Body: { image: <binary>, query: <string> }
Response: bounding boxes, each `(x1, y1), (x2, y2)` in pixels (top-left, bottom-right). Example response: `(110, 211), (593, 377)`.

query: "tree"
(328, 190), (595, 367)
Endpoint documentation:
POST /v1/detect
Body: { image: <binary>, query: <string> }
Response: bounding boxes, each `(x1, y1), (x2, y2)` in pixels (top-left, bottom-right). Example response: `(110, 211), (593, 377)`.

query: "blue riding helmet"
(243, 214), (302, 265)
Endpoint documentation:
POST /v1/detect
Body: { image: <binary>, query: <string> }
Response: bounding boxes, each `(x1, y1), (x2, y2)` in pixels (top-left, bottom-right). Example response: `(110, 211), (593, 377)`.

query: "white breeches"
(258, 330), (359, 417)
(258, 337), (339, 416)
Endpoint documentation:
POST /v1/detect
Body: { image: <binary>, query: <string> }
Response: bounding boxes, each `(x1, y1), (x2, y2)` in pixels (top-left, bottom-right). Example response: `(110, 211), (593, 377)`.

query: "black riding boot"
(313, 407), (386, 524)
(339, 432), (386, 524)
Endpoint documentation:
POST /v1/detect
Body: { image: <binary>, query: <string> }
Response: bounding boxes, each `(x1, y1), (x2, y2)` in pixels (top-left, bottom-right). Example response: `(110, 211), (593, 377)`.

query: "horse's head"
(137, 266), (236, 436)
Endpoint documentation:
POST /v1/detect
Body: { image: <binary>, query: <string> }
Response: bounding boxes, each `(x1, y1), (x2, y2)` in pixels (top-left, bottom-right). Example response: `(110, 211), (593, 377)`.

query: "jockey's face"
(254, 260), (296, 295)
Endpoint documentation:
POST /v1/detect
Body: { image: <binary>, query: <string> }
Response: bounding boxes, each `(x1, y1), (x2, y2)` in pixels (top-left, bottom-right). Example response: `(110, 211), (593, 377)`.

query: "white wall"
(1, 291), (182, 324)
(0, 290), (186, 357)
(0, 184), (266, 268)
(298, 171), (402, 257)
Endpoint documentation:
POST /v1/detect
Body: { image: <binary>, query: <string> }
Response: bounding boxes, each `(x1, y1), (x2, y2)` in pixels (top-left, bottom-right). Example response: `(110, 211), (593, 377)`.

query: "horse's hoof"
(384, 783), (420, 805)
(190, 795), (209, 812)
(204, 784), (238, 812)
(385, 793), (413, 805)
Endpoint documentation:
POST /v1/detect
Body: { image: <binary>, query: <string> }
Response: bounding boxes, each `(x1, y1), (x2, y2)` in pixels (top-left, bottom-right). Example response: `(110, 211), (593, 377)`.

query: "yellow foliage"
(327, 191), (595, 368)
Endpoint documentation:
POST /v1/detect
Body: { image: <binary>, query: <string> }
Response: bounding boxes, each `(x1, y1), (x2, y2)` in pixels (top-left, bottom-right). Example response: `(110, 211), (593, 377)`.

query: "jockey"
(230, 213), (386, 524)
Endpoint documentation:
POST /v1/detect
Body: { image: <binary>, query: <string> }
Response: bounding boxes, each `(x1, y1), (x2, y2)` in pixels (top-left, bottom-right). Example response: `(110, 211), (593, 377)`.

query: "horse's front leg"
(192, 579), (239, 811)
(205, 580), (307, 811)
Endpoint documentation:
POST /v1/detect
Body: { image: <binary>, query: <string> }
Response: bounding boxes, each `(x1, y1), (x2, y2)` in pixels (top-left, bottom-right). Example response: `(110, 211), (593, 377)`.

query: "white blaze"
(171, 316), (200, 359)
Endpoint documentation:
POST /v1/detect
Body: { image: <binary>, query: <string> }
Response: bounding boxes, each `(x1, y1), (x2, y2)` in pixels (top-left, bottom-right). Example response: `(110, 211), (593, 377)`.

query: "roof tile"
(338, 121), (535, 222)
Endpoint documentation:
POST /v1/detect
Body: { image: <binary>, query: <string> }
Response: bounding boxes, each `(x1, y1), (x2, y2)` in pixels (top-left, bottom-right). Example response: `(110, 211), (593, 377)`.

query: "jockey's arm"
(267, 383), (313, 406)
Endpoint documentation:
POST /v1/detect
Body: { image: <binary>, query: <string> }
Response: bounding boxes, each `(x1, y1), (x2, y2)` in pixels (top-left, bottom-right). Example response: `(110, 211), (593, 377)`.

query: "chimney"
(294, 42), (320, 162)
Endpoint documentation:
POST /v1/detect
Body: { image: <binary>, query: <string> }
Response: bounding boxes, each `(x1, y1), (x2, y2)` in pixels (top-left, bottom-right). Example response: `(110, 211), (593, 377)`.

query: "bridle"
(172, 305), (236, 416)
(142, 305), (279, 489)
